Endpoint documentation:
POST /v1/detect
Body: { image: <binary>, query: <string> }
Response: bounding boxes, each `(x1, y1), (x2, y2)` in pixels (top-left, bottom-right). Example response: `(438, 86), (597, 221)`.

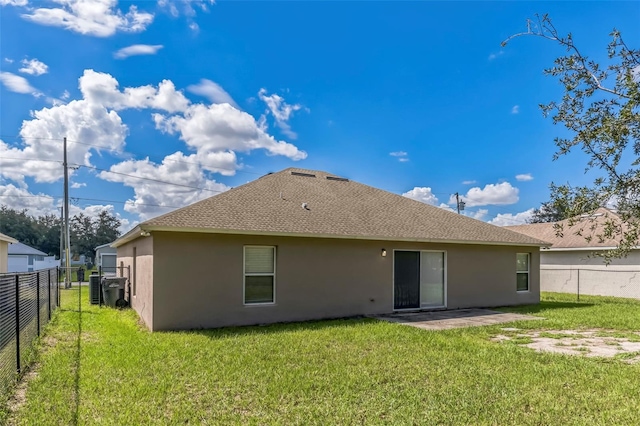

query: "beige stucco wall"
(540, 250), (640, 298)
(117, 235), (153, 329)
(0, 241), (8, 273)
(131, 232), (539, 331)
(541, 250), (640, 266)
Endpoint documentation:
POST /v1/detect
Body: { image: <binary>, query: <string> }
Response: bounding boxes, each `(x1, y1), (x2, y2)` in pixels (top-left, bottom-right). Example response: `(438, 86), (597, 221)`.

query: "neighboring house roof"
(0, 232), (18, 244)
(114, 168), (548, 248)
(506, 207), (624, 250)
(8, 241), (47, 256)
(95, 242), (115, 250)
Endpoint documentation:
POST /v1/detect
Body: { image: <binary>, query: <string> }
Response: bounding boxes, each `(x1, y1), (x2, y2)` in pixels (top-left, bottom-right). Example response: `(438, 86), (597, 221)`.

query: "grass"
(4, 291), (640, 425)
(58, 267), (97, 283)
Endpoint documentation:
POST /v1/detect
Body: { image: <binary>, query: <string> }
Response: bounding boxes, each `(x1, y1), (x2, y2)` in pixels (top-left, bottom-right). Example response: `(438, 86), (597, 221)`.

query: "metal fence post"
(577, 269), (580, 302)
(15, 275), (20, 375)
(36, 273), (41, 337)
(56, 266), (60, 307)
(98, 266), (102, 307)
(48, 269), (52, 320)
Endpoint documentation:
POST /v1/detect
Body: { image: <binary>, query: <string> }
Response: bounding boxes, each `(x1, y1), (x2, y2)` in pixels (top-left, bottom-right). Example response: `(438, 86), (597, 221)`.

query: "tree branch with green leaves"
(505, 14), (640, 261)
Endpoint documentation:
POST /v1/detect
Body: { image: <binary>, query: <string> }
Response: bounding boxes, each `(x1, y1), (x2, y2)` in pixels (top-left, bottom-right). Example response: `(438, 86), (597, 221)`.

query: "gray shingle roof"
(506, 207), (623, 249)
(8, 242), (47, 256)
(118, 168), (547, 247)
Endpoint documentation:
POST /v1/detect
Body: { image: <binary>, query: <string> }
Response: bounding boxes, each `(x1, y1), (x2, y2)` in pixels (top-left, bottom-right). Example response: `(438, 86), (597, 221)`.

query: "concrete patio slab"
(372, 309), (542, 330)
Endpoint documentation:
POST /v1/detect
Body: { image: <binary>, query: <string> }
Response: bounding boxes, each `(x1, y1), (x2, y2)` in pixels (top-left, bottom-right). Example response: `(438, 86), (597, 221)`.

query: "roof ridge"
(120, 167), (547, 248)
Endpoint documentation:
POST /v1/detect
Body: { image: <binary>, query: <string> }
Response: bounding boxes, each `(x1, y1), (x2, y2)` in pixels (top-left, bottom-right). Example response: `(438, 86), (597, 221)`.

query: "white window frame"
(243, 245), (276, 306)
(392, 249), (447, 311)
(516, 253), (530, 292)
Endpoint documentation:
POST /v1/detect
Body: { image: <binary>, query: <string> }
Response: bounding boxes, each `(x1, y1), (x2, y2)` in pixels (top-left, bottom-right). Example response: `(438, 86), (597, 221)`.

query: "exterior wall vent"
(291, 172), (316, 178)
(326, 176), (349, 182)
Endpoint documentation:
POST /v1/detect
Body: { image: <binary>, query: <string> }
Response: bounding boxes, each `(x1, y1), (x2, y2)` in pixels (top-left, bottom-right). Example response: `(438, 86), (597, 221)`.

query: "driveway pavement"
(373, 309), (542, 330)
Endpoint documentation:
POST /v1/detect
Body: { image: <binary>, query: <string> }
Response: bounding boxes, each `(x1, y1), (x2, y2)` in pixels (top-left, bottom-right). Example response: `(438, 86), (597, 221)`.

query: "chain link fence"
(541, 267), (640, 300)
(0, 268), (59, 398)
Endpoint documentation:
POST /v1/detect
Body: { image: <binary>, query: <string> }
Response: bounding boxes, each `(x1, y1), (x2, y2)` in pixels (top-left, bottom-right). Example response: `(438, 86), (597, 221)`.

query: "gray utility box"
(89, 274), (102, 305)
(101, 277), (128, 308)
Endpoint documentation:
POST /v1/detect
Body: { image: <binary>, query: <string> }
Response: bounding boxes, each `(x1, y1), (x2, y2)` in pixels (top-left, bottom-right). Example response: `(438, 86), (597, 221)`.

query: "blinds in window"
(245, 247), (275, 274)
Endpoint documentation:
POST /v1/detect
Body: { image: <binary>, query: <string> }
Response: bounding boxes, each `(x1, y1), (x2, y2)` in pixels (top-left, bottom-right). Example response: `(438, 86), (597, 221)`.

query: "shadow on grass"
(500, 301), (595, 315)
(165, 316), (378, 340)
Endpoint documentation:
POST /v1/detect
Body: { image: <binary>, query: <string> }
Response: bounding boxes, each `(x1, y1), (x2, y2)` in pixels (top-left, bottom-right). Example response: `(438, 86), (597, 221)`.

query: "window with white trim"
(244, 246), (275, 304)
(516, 253), (529, 292)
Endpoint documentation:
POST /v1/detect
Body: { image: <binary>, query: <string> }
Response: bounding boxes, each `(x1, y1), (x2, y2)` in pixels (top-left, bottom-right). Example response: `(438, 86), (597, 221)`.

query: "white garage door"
(8, 255), (29, 272)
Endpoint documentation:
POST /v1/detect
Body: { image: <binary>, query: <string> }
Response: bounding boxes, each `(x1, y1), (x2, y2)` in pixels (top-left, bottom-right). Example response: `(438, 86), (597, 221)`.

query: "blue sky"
(1, 1), (638, 232)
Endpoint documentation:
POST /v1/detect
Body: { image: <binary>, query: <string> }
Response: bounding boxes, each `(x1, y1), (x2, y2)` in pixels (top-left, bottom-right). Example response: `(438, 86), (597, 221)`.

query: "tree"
(529, 184), (601, 223)
(504, 15), (640, 260)
(0, 205), (122, 260)
(36, 213), (62, 256)
(0, 206), (41, 247)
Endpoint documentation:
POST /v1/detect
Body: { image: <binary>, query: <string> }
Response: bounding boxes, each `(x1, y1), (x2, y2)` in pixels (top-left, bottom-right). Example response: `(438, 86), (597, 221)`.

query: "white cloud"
(488, 51), (504, 60)
(402, 187), (439, 206)
(0, 183), (58, 217)
(19, 58), (48, 76)
(462, 180), (477, 185)
(4, 58), (14, 63)
(451, 182), (519, 207)
(0, 72), (39, 95)
(258, 88), (302, 139)
(515, 173), (533, 182)
(114, 44), (164, 59)
(489, 208), (535, 226)
(0, 100), (128, 184)
(511, 105), (520, 114)
(632, 65), (640, 80)
(98, 151), (230, 220)
(157, 0), (213, 32)
(79, 69), (189, 113)
(154, 103), (307, 164)
(2, 69), (307, 220)
(390, 151), (409, 162)
(187, 79), (237, 108)
(467, 209), (488, 220)
(71, 182), (87, 188)
(0, 0), (28, 5)
(61, 90), (70, 100)
(21, 0), (154, 37)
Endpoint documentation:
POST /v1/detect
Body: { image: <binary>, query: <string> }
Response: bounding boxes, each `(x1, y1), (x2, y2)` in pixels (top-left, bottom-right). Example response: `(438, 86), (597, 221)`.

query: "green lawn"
(5, 291), (640, 425)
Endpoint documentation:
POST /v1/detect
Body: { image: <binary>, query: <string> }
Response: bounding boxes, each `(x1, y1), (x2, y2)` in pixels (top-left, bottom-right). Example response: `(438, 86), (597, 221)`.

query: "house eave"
(543, 246), (637, 252)
(129, 225), (547, 247)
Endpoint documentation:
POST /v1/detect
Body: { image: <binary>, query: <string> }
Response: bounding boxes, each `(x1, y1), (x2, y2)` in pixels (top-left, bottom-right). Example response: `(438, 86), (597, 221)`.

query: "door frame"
(392, 249), (447, 311)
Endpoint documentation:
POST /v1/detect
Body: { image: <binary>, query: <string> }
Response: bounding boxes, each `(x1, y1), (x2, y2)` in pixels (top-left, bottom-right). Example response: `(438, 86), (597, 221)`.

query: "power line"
(0, 134), (263, 177)
(78, 164), (228, 193)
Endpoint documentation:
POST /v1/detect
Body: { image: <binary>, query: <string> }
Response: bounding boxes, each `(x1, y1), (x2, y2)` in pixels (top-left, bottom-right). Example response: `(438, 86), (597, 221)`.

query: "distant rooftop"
(8, 242), (47, 256)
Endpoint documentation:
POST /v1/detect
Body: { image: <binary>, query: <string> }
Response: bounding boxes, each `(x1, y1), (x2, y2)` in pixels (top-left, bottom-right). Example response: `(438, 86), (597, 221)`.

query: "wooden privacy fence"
(0, 268), (59, 397)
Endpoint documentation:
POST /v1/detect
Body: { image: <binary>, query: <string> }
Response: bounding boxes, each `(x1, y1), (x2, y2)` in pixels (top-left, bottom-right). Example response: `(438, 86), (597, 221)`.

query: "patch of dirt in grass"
(5, 367), (39, 426)
(492, 329), (640, 363)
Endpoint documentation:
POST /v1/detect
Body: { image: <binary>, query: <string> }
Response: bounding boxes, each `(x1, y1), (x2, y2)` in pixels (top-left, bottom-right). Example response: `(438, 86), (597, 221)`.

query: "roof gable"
(117, 168), (546, 247)
(8, 241), (47, 256)
(506, 207), (623, 249)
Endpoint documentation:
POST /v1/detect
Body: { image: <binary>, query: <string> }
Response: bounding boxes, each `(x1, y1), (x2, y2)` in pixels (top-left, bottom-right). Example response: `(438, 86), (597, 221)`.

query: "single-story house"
(0, 232), (18, 273)
(7, 241), (58, 272)
(506, 207), (640, 298)
(113, 168), (547, 331)
(95, 242), (117, 273)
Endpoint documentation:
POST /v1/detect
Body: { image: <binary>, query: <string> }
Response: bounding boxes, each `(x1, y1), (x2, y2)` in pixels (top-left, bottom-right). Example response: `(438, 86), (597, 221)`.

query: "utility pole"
(63, 137), (72, 289)
(455, 192), (465, 214)
(59, 206), (63, 274)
